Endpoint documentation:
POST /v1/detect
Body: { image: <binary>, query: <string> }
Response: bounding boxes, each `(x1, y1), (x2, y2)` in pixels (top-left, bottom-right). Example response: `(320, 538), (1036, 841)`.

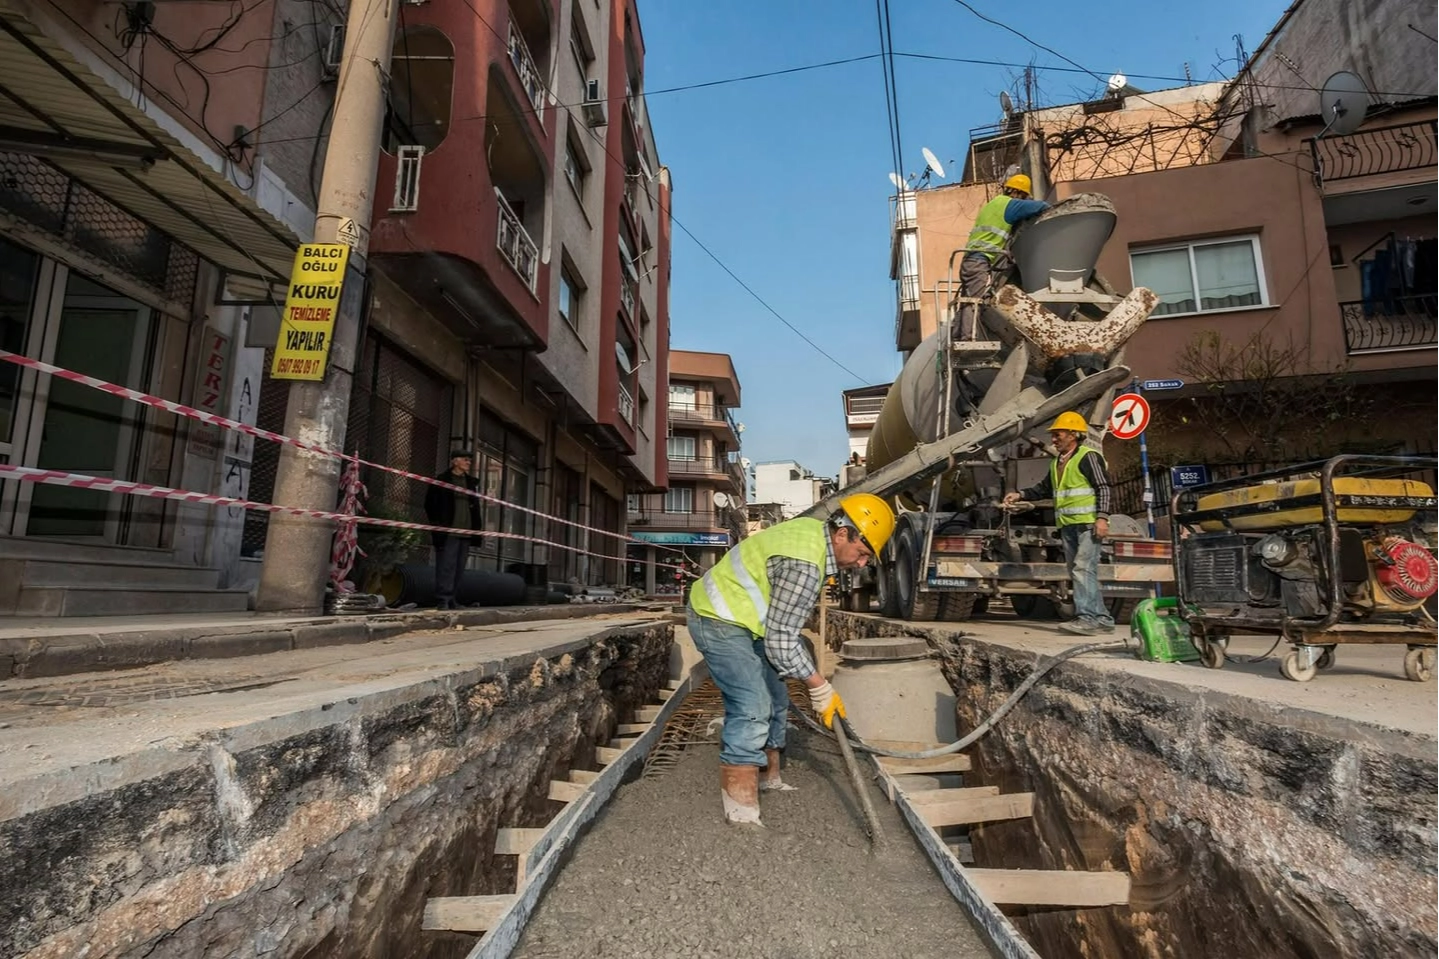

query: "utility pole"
(255, 0), (399, 613)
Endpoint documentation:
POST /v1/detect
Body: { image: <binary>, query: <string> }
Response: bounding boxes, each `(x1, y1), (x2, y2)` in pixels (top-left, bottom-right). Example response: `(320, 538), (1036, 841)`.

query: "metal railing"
(899, 272), (920, 309)
(494, 189), (538, 292)
(618, 380), (635, 424)
(890, 191), (916, 230)
(506, 22), (545, 115)
(668, 455), (727, 475)
(619, 272), (636, 318)
(1311, 120), (1437, 183)
(669, 404), (739, 433)
(1340, 296), (1438, 354)
(628, 510), (726, 529)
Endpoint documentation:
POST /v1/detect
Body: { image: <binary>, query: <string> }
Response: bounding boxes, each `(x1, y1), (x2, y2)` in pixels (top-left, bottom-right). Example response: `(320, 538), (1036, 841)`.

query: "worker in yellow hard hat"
(687, 491), (896, 825)
(1002, 411), (1115, 636)
(958, 171), (1050, 336)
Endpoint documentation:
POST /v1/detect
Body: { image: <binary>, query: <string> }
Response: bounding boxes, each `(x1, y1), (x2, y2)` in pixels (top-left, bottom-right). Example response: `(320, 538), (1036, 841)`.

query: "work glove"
(808, 681), (847, 729)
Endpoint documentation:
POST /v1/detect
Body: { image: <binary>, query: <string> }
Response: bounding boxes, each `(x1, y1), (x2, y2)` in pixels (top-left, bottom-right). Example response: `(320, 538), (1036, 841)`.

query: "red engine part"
(1375, 540), (1439, 602)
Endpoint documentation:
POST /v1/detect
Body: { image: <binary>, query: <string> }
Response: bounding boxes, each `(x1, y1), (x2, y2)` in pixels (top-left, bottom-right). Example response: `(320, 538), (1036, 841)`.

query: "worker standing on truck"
(959, 173), (1049, 336)
(1003, 412), (1115, 636)
(686, 493), (897, 826)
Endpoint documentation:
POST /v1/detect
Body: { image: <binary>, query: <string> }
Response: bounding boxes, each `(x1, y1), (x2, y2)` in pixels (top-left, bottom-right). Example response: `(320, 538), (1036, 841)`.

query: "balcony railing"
(899, 272), (920, 310)
(890, 191), (916, 230)
(506, 21), (545, 115)
(669, 404), (739, 434)
(629, 510), (726, 529)
(495, 188), (538, 292)
(1312, 120), (1437, 184)
(619, 273), (636, 318)
(618, 380), (635, 424)
(668, 455), (727, 475)
(1340, 296), (1438, 354)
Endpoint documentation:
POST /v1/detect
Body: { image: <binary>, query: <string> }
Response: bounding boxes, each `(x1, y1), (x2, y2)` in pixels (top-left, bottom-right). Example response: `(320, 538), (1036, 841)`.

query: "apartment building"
(753, 461), (835, 520)
(627, 349), (744, 595)
(890, 0), (1435, 480)
(0, 0), (673, 615)
(840, 383), (890, 485)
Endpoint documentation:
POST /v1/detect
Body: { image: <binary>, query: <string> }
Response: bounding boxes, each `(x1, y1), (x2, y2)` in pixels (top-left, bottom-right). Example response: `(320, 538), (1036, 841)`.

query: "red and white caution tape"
(0, 464), (698, 578)
(0, 349), (710, 551)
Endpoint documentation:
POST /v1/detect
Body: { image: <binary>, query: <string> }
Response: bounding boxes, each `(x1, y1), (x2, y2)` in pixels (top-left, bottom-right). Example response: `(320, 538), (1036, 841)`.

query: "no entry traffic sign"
(1109, 393), (1151, 440)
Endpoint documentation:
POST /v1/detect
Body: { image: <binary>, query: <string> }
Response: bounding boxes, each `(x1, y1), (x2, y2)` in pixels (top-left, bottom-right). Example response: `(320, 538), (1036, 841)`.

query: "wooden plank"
(594, 745), (625, 765)
(877, 754), (973, 775)
(905, 785), (1001, 806)
(568, 769), (600, 784)
(966, 869), (1131, 907)
(548, 780), (587, 803)
(423, 895), (516, 933)
(666, 679), (683, 690)
(636, 706), (662, 722)
(867, 738), (953, 751)
(657, 688), (674, 701)
(493, 828), (546, 856)
(608, 737), (638, 748)
(919, 792), (1034, 828)
(616, 723), (649, 735)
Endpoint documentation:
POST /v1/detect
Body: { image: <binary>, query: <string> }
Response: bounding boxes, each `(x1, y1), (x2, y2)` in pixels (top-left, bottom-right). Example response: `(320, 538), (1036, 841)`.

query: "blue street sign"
(1171, 464), (1210, 488)
(1141, 378), (1184, 391)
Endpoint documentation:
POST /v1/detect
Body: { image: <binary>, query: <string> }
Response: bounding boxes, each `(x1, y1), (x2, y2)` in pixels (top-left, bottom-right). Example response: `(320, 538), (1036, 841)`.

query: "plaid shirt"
(762, 534), (837, 679)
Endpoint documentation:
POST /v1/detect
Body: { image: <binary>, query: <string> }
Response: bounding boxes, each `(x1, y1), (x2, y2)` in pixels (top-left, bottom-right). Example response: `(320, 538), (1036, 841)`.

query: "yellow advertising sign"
(270, 243), (351, 380)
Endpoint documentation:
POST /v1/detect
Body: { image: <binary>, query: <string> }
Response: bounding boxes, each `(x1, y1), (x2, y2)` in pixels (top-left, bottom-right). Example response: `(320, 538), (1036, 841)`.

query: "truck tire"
(939, 593), (978, 622)
(896, 529), (939, 621)
(1011, 594), (1057, 620)
(877, 561), (900, 618)
(1108, 598), (1140, 625)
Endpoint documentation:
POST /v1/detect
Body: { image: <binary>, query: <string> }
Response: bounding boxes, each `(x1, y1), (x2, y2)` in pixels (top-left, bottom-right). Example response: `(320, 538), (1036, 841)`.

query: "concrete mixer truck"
(806, 192), (1174, 623)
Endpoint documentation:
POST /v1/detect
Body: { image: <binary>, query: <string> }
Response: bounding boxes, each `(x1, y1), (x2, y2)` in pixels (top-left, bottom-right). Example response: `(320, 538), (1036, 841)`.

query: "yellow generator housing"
(1196, 477), (1433, 531)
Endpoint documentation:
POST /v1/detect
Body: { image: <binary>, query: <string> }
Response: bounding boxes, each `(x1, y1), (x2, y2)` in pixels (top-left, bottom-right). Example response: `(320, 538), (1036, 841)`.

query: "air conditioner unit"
(322, 25), (345, 78)
(581, 78), (607, 127)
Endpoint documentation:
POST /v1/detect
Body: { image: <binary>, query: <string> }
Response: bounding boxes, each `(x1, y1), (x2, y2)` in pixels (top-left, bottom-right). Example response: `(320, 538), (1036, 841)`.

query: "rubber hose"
(832, 716), (884, 847)
(791, 638), (1127, 759)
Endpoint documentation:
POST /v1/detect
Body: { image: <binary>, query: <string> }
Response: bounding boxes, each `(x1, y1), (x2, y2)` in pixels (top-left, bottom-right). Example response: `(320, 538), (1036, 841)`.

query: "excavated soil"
(513, 730), (994, 959)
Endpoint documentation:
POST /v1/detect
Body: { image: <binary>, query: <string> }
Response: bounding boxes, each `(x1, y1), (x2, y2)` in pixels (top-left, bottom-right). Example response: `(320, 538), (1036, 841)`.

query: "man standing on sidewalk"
(424, 449), (484, 610)
(686, 493), (896, 826)
(1003, 412), (1114, 635)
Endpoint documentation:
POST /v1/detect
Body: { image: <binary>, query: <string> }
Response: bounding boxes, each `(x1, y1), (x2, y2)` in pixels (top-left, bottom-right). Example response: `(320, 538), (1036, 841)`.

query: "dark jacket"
(424, 471), (484, 547)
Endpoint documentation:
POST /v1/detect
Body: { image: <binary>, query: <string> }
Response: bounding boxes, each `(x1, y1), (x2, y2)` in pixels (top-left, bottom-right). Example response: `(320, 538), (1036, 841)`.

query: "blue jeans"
(1060, 525), (1113, 628)
(686, 609), (790, 767)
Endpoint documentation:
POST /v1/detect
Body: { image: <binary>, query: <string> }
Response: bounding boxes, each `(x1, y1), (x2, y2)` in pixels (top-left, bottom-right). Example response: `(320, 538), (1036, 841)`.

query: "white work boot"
(719, 764), (762, 825)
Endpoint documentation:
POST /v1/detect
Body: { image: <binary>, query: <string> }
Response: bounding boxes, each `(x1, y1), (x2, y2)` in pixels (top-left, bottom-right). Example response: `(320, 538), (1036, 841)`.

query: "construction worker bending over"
(687, 493), (896, 826)
(1003, 412), (1115, 636)
(959, 173), (1049, 337)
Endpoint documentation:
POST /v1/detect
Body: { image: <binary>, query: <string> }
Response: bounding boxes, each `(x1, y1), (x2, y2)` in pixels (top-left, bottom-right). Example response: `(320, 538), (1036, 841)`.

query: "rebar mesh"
(640, 678), (812, 779)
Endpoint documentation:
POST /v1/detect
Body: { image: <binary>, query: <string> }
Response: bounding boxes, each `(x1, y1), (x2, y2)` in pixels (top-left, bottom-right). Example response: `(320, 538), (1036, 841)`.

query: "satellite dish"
(1106, 73), (1128, 93)
(614, 341), (633, 373)
(1317, 71), (1371, 137)
(999, 90), (1014, 116)
(921, 147), (946, 180)
(712, 492), (731, 509)
(888, 171), (905, 192)
(735, 422), (745, 433)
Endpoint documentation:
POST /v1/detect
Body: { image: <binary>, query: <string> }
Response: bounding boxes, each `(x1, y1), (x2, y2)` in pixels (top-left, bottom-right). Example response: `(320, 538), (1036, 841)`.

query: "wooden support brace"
(636, 706), (662, 722)
(595, 745), (625, 765)
(666, 679), (683, 690)
(548, 780), (587, 803)
(657, 688), (674, 701)
(906, 785), (1001, 806)
(494, 828), (546, 856)
(878, 753), (973, 775)
(568, 769), (600, 784)
(616, 722), (649, 735)
(966, 868), (1131, 907)
(918, 792), (1034, 828)
(422, 894), (517, 933)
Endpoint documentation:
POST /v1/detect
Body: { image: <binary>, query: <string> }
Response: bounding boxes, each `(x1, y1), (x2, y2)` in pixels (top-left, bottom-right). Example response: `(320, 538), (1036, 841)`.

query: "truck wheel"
(939, 593), (978, 622)
(1010, 595), (1054, 619)
(876, 561), (900, 618)
(896, 530), (939, 621)
(1108, 598), (1140, 625)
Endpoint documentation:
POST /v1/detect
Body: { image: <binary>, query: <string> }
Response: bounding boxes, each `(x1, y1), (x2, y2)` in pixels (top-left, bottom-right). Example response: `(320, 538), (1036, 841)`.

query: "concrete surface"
(512, 733), (996, 959)
(1, 614), (673, 959)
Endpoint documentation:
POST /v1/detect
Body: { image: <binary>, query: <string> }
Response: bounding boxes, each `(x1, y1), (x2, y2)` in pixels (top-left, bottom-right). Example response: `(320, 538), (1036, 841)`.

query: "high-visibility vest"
(1051, 447), (1101, 526)
(967, 196), (1013, 261)
(689, 518), (828, 636)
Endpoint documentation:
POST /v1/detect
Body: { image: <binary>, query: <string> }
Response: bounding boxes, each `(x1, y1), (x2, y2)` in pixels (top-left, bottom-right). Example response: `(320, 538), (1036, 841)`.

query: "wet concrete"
(513, 732), (996, 959)
(823, 611), (1438, 958)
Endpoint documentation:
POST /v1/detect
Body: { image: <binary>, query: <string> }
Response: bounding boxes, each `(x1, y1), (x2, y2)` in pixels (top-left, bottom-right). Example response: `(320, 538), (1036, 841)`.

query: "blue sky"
(640, 0), (1290, 477)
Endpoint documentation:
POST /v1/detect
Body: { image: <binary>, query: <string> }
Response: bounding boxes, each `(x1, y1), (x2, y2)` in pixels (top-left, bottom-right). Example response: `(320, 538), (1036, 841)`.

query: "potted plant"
(354, 504), (424, 599)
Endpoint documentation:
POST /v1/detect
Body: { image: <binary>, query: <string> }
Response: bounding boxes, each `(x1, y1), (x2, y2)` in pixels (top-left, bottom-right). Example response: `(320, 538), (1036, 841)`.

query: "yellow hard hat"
(838, 492), (896, 555)
(1003, 173), (1033, 195)
(1048, 411), (1089, 433)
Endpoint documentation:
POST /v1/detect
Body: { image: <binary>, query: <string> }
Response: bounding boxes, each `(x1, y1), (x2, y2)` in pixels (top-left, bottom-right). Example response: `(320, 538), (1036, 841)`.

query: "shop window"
(384, 26), (454, 153)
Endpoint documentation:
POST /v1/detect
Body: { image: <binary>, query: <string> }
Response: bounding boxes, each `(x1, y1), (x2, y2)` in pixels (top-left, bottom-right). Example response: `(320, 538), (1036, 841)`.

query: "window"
(383, 26), (454, 152)
(626, 493), (640, 512)
(665, 486), (693, 513)
(1130, 237), (1267, 317)
(563, 130), (589, 199)
(559, 264), (583, 333)
(669, 383), (696, 411)
(667, 435), (696, 460)
(569, 4), (594, 74)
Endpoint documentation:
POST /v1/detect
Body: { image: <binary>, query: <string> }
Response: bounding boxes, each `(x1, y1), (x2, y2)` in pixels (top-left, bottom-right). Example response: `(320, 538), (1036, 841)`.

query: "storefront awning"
(0, 0), (300, 286)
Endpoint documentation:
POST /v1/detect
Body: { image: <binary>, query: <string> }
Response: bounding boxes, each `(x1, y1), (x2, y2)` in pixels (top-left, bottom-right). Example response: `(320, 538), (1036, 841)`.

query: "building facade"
(627, 349), (744, 596)
(840, 383), (889, 485)
(0, 0), (674, 616)
(752, 461), (835, 520)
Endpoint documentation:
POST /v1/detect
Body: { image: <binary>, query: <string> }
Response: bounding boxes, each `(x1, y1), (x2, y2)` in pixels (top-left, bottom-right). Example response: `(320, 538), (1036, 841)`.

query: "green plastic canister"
(1131, 597), (1200, 663)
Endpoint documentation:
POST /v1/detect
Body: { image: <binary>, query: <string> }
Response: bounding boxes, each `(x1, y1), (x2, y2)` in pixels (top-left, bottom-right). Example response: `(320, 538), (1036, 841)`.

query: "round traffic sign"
(1109, 393), (1150, 440)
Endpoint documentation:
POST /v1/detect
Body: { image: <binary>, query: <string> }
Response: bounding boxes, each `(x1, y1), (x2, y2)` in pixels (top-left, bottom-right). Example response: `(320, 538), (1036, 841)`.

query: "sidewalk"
(0, 602), (669, 679)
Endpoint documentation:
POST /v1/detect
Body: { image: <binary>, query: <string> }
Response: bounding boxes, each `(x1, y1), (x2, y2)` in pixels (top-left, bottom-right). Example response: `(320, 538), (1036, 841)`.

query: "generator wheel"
(1280, 650), (1318, 683)
(1316, 646), (1336, 671)
(1195, 630), (1226, 670)
(1403, 647), (1435, 682)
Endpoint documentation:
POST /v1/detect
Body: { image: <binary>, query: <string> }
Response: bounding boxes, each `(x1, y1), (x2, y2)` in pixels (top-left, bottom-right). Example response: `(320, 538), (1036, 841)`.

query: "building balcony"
(619, 271), (637, 319)
(506, 19), (546, 118)
(1312, 120), (1437, 190)
(668, 455), (728, 480)
(618, 380), (636, 425)
(628, 509), (727, 531)
(495, 187), (539, 293)
(669, 404), (740, 443)
(1340, 296), (1438, 355)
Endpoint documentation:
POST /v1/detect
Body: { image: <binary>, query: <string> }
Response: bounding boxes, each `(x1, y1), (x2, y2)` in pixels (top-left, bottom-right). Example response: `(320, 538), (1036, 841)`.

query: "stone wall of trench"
(4, 623), (672, 959)
(823, 612), (1437, 959)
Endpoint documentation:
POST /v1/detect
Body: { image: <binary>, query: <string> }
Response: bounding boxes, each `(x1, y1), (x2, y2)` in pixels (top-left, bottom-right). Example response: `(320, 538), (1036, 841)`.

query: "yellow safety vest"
(967, 196), (1013, 261)
(689, 518), (828, 636)
(1052, 447), (1101, 527)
